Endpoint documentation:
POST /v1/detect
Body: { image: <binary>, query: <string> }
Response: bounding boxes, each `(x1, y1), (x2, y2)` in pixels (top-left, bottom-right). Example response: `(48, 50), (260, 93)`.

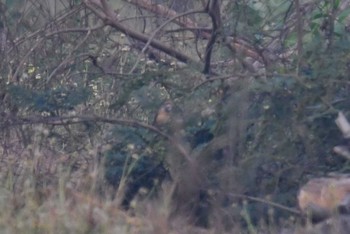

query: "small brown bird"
(153, 101), (173, 126)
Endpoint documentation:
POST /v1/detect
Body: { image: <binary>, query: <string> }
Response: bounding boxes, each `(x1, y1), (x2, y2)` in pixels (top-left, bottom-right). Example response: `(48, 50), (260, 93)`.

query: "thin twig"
(128, 9), (205, 74)
(5, 115), (194, 164)
(227, 192), (302, 216)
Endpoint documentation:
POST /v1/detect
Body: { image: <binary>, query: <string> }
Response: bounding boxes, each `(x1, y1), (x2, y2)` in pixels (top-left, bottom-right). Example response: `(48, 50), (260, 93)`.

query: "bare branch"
(129, 0), (264, 61)
(203, 0), (222, 75)
(335, 112), (350, 139)
(126, 0), (201, 29)
(128, 9), (205, 74)
(5, 114), (193, 164)
(294, 0), (303, 71)
(84, 0), (198, 66)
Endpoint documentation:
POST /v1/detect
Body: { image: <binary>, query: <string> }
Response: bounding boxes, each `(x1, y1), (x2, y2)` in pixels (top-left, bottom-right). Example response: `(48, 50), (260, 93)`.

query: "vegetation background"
(0, 0), (350, 233)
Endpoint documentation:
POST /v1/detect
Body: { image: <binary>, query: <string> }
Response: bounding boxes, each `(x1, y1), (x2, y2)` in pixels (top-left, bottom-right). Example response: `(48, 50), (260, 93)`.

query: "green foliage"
(8, 85), (91, 114)
(224, 1), (263, 40)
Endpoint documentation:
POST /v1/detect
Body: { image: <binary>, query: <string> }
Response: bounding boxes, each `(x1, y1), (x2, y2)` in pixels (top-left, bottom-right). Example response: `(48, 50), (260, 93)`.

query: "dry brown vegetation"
(1, 0), (350, 233)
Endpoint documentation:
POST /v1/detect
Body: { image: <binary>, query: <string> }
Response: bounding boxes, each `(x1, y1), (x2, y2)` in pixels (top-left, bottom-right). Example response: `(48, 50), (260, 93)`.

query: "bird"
(153, 101), (173, 126)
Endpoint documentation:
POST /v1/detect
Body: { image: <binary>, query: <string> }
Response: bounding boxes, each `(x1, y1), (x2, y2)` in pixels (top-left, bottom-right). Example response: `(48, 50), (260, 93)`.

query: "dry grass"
(0, 140), (215, 234)
(0, 141), (340, 234)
